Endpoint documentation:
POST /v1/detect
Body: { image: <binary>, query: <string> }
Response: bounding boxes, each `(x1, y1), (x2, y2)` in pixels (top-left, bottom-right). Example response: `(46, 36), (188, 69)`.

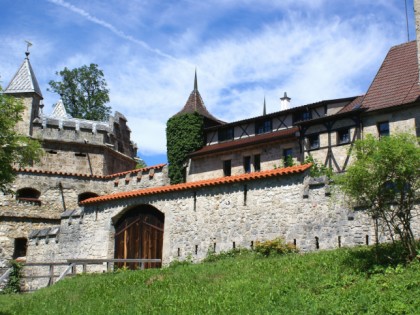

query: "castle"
(1, 18), (420, 286)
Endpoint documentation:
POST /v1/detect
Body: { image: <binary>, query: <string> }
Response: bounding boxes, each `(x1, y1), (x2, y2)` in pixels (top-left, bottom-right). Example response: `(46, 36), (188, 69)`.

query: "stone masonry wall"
(26, 171), (420, 270)
(0, 166), (168, 267)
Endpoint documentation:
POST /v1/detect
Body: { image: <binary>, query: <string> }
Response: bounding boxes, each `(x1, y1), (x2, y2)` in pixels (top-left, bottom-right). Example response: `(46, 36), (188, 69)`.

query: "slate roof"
(80, 163), (312, 205)
(361, 40), (420, 112)
(190, 127), (298, 158)
(51, 99), (72, 119)
(4, 53), (43, 97)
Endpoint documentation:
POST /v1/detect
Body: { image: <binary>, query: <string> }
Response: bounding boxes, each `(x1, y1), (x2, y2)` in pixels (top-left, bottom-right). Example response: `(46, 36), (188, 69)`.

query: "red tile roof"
(15, 164), (166, 180)
(361, 41), (420, 112)
(81, 163), (312, 205)
(190, 127), (299, 158)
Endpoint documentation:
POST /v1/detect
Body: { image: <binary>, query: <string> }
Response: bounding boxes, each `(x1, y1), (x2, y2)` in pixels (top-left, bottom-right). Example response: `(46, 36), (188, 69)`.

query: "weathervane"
(25, 40), (33, 57)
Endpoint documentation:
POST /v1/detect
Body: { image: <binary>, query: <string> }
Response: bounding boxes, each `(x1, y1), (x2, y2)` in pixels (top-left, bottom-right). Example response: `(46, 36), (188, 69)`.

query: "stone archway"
(114, 205), (164, 269)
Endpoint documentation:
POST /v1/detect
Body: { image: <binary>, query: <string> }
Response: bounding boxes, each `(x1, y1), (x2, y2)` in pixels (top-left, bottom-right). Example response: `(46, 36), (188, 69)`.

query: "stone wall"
(0, 165), (168, 267)
(26, 171), (420, 270)
(362, 105), (420, 137)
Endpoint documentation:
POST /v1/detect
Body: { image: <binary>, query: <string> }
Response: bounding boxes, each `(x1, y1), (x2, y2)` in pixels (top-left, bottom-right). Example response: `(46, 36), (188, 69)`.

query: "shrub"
(304, 155), (333, 178)
(1, 260), (23, 294)
(254, 238), (298, 257)
(204, 248), (251, 263)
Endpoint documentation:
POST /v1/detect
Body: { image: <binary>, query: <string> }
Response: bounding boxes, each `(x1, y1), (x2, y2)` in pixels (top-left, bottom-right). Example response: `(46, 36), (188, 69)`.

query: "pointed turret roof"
(4, 52), (43, 98)
(51, 99), (72, 118)
(174, 70), (224, 125)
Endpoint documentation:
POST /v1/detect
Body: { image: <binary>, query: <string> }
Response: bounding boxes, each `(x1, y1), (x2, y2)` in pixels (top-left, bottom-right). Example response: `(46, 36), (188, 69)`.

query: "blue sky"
(0, 0), (416, 166)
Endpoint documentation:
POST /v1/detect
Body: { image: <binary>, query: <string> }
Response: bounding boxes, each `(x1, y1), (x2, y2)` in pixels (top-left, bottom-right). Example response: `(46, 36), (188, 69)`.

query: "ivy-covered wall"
(166, 113), (204, 184)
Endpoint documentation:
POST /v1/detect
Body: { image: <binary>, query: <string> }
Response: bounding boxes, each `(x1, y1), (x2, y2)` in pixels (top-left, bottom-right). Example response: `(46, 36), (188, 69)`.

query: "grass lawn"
(1, 245), (419, 314)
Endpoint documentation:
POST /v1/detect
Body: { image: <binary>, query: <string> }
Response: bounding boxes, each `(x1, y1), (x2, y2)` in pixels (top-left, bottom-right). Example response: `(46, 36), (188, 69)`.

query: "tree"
(334, 133), (420, 260)
(48, 64), (111, 121)
(135, 158), (147, 169)
(166, 113), (204, 184)
(0, 86), (43, 193)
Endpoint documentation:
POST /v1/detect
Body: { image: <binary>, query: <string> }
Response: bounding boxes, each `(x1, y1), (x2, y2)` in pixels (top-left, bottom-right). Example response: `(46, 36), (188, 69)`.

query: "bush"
(304, 155), (333, 178)
(1, 260), (23, 294)
(254, 238), (298, 257)
(204, 248), (251, 263)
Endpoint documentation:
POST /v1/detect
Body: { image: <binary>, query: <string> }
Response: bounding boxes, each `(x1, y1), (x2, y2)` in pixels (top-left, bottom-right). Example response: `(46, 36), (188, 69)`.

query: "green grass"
(1, 245), (420, 315)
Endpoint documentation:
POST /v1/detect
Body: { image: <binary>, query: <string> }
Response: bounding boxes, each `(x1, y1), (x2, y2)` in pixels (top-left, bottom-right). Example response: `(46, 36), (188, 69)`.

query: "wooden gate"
(114, 206), (164, 269)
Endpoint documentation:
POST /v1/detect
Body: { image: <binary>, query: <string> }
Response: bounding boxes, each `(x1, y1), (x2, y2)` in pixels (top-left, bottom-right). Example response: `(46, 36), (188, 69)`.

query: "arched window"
(78, 192), (99, 204)
(16, 188), (41, 206)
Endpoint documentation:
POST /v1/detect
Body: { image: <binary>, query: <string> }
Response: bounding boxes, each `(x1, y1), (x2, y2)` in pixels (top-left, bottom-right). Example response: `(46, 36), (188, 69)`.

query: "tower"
(4, 51), (43, 136)
(166, 70), (224, 183)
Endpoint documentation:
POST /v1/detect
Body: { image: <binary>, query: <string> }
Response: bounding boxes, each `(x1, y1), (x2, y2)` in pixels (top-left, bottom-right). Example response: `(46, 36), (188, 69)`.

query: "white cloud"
(0, 0), (412, 160)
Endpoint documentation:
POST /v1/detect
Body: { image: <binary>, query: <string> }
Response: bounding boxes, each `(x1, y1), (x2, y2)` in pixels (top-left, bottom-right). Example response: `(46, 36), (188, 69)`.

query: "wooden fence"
(1, 258), (161, 292)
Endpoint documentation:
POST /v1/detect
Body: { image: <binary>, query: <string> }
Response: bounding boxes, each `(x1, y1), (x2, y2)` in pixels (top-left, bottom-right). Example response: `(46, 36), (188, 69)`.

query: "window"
(337, 129), (350, 144)
(377, 121), (389, 137)
(302, 111), (312, 121)
(307, 134), (320, 150)
(223, 160), (231, 176)
(283, 148), (293, 166)
(218, 127), (234, 142)
(255, 119), (272, 134)
(16, 188), (41, 206)
(243, 156), (251, 173)
(293, 110), (312, 123)
(416, 118), (420, 138)
(13, 238), (28, 259)
(254, 154), (261, 172)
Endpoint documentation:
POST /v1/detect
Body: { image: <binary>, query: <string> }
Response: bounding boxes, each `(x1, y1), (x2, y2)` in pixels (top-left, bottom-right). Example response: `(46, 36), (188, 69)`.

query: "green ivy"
(166, 113), (204, 184)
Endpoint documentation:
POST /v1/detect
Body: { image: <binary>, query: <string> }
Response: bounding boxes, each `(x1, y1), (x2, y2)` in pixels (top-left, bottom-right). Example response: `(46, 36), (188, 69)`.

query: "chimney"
(280, 92), (291, 111)
(415, 0), (420, 84)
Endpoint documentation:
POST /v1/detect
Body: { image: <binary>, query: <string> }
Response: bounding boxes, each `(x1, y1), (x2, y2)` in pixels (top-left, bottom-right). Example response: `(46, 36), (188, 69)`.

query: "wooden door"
(114, 206), (164, 269)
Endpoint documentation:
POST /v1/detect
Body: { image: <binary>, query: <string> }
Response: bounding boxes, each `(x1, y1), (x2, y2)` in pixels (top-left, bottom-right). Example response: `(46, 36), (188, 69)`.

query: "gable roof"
(81, 163), (312, 205)
(361, 41), (420, 112)
(4, 53), (43, 98)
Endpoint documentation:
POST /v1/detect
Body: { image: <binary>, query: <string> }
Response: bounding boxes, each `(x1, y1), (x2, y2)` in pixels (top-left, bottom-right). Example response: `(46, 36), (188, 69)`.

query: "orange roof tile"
(15, 164), (166, 180)
(81, 163), (312, 205)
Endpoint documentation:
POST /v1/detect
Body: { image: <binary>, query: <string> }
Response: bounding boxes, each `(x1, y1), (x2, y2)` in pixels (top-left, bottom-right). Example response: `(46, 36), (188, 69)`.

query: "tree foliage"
(166, 113), (204, 184)
(334, 133), (420, 260)
(48, 64), (111, 121)
(304, 155), (333, 178)
(0, 86), (43, 193)
(135, 158), (147, 169)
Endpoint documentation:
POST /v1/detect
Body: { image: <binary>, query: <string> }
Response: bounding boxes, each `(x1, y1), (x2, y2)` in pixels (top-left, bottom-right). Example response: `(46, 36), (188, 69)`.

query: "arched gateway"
(114, 205), (164, 269)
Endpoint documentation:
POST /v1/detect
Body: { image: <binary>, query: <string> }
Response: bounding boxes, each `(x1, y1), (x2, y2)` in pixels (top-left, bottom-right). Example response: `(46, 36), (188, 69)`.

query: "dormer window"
(218, 127), (234, 142)
(255, 119), (272, 135)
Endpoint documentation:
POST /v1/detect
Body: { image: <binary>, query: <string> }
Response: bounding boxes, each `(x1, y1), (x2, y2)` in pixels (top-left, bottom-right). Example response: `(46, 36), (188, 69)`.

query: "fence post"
(48, 264), (54, 286)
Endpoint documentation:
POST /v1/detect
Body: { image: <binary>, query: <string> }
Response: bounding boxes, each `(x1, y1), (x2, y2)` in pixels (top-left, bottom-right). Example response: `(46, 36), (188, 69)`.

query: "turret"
(4, 50), (43, 136)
